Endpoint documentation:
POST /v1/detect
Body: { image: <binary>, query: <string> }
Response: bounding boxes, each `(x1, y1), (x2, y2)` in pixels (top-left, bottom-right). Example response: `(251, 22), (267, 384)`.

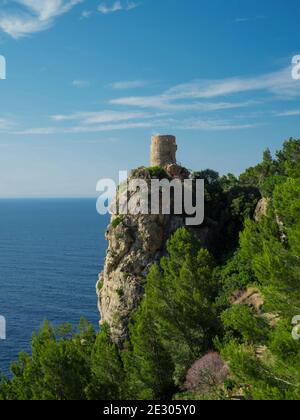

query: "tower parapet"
(150, 135), (177, 167)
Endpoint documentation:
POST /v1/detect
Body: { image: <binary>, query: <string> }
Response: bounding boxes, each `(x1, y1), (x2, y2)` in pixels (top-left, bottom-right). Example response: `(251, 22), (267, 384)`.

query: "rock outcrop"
(97, 163), (193, 346)
(254, 197), (270, 222)
(97, 156), (222, 346)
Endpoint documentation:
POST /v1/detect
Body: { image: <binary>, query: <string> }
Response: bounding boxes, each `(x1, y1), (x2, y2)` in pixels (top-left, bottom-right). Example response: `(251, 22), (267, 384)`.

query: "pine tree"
(129, 228), (219, 386)
(86, 323), (125, 400)
(124, 299), (175, 400)
(219, 140), (300, 399)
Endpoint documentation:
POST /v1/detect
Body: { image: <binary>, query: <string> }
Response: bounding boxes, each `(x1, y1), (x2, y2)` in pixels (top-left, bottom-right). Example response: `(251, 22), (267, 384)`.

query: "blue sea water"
(0, 199), (108, 374)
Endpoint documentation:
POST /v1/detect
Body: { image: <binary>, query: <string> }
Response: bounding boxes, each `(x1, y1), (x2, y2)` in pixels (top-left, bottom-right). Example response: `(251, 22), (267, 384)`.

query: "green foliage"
(193, 169), (260, 257)
(239, 147), (277, 195)
(0, 319), (95, 400)
(276, 138), (300, 178)
(273, 178), (300, 226)
(86, 323), (125, 400)
(97, 278), (103, 292)
(0, 320), (126, 401)
(217, 139), (300, 400)
(128, 228), (220, 389)
(124, 301), (176, 400)
(116, 288), (124, 298)
(240, 138), (300, 196)
(222, 305), (269, 344)
(1, 138), (300, 401)
(215, 250), (255, 302)
(111, 216), (122, 229)
(145, 166), (168, 179)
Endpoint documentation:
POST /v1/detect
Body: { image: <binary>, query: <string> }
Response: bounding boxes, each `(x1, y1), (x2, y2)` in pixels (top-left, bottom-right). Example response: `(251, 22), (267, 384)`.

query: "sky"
(0, 0), (300, 197)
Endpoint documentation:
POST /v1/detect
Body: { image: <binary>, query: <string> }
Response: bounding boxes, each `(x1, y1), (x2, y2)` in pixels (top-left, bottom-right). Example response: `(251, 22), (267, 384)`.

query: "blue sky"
(0, 0), (300, 197)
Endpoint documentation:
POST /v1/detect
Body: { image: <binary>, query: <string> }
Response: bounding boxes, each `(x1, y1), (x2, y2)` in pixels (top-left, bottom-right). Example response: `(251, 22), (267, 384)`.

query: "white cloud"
(0, 117), (15, 131)
(177, 118), (259, 131)
(0, 0), (83, 39)
(15, 116), (258, 135)
(15, 109), (168, 134)
(98, 1), (122, 14)
(17, 127), (58, 135)
(15, 107), (258, 135)
(110, 67), (300, 111)
(277, 109), (300, 117)
(110, 80), (148, 90)
(51, 110), (162, 124)
(65, 120), (155, 133)
(81, 10), (92, 19)
(16, 120), (159, 135)
(235, 16), (266, 23)
(11, 66), (299, 136)
(111, 95), (258, 112)
(72, 79), (90, 88)
(98, 1), (139, 14)
(0, 118), (8, 129)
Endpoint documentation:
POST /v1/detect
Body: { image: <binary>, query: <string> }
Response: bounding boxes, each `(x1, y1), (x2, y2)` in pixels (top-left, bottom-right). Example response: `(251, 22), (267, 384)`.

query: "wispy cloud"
(0, 118), (11, 130)
(72, 79), (90, 88)
(110, 80), (148, 90)
(277, 109), (300, 117)
(235, 16), (266, 23)
(111, 95), (259, 112)
(16, 110), (167, 134)
(15, 116), (258, 135)
(10, 66), (299, 135)
(110, 67), (300, 111)
(98, 1), (139, 15)
(17, 127), (58, 135)
(0, 116), (15, 132)
(14, 108), (258, 135)
(177, 118), (259, 131)
(16, 121), (159, 135)
(0, 0), (83, 39)
(51, 110), (162, 124)
(80, 10), (92, 19)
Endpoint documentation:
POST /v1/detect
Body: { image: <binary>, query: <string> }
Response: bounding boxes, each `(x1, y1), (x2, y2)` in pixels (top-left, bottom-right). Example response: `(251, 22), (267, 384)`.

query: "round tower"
(150, 135), (177, 167)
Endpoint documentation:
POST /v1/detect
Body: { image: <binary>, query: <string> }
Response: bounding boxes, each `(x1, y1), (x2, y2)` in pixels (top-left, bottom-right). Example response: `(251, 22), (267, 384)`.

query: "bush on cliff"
(192, 169), (260, 257)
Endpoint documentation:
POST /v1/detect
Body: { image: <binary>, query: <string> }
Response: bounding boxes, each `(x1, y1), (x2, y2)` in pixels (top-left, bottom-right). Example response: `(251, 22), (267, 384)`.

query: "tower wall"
(150, 135), (177, 167)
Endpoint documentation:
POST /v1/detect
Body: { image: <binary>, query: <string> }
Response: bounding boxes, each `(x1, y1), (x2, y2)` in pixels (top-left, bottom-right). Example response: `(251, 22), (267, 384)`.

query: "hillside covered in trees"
(1, 138), (299, 401)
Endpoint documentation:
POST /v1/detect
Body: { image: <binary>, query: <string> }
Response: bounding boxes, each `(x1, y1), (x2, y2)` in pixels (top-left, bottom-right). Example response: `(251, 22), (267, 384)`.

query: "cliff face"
(97, 214), (174, 346)
(97, 164), (193, 346)
(254, 197), (270, 222)
(97, 158), (221, 347)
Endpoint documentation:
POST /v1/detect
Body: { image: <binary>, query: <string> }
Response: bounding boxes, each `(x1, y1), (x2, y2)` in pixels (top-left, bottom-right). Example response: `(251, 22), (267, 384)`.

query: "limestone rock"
(97, 162), (189, 346)
(96, 162), (205, 346)
(231, 288), (264, 311)
(254, 197), (269, 222)
(97, 210), (181, 346)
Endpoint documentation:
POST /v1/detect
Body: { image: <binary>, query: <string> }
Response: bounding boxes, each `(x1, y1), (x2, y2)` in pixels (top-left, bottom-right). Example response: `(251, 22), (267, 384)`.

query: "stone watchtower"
(150, 135), (177, 167)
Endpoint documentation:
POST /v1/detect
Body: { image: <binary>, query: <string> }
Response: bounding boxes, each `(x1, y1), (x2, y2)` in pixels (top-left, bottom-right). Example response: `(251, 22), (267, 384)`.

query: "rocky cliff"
(96, 163), (217, 347)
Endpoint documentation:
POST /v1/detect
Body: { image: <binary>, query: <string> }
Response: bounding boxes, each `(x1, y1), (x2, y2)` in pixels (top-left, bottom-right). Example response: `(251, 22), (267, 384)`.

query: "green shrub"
(111, 217), (122, 229)
(116, 288), (124, 298)
(146, 166), (167, 179)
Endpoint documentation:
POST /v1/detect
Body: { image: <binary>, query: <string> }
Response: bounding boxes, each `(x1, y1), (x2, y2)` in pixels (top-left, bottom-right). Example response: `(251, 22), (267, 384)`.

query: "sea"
(0, 199), (109, 374)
